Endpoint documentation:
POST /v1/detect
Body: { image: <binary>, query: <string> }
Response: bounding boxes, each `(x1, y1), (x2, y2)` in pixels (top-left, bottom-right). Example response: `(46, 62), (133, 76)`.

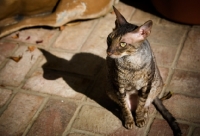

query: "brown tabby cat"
(106, 6), (181, 136)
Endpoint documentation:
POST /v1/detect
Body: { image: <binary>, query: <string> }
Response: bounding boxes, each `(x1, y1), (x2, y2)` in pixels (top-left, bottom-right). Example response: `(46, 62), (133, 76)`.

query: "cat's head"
(106, 6), (153, 58)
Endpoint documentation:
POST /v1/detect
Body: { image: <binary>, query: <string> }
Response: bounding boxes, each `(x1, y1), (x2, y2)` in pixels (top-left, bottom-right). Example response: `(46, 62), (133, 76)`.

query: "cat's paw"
(135, 107), (148, 127)
(135, 118), (147, 128)
(125, 120), (134, 129)
(135, 111), (148, 128)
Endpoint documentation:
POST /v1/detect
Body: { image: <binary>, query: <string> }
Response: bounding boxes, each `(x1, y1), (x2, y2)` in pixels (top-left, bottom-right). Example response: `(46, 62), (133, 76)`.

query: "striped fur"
(106, 6), (181, 135)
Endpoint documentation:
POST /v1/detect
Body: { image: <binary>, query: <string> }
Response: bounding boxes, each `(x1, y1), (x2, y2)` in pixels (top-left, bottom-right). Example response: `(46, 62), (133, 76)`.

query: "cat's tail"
(152, 97), (182, 136)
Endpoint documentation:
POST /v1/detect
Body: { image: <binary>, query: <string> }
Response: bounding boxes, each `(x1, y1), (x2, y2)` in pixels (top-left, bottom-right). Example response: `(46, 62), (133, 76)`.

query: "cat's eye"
(120, 42), (127, 47)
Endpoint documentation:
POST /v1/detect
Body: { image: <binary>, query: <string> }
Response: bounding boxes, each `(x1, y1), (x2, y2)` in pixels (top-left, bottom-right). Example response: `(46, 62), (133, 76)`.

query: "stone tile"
(73, 105), (122, 135)
(39, 49), (105, 77)
(160, 19), (189, 28)
(27, 99), (78, 136)
(115, 2), (136, 21)
(148, 118), (189, 136)
(53, 20), (97, 52)
(163, 94), (200, 123)
(0, 46), (42, 86)
(81, 2), (135, 58)
(148, 24), (188, 46)
(130, 9), (160, 25)
(86, 66), (116, 107)
(5, 28), (58, 46)
(0, 42), (17, 65)
(151, 43), (177, 67)
(23, 69), (91, 100)
(168, 69), (200, 96)
(193, 127), (200, 136)
(67, 133), (90, 136)
(158, 66), (169, 83)
(0, 88), (12, 107)
(176, 26), (200, 71)
(109, 126), (145, 136)
(0, 93), (44, 136)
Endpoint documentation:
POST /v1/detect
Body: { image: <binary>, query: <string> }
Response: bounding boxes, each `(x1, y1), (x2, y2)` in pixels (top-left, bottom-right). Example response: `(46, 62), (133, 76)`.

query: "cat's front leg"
(135, 87), (149, 127)
(117, 89), (134, 129)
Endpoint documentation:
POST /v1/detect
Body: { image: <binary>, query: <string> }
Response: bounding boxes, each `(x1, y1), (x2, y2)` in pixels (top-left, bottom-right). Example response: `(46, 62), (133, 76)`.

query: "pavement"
(0, 2), (200, 136)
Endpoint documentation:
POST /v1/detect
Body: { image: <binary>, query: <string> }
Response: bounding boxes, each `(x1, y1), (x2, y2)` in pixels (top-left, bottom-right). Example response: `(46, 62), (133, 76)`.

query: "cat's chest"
(114, 56), (154, 90)
(119, 67), (151, 90)
(116, 52), (152, 70)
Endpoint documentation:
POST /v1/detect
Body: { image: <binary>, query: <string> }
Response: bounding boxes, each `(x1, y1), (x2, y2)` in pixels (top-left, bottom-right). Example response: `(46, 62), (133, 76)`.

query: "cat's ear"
(135, 20), (153, 40)
(113, 6), (128, 28)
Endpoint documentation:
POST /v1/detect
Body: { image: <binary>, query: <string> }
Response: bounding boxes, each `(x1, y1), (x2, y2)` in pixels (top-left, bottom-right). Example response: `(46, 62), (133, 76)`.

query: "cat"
(106, 6), (181, 136)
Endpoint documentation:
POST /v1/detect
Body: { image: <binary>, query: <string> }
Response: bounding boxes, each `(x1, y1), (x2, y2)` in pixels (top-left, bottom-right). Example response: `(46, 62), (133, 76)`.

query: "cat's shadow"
(39, 48), (120, 118)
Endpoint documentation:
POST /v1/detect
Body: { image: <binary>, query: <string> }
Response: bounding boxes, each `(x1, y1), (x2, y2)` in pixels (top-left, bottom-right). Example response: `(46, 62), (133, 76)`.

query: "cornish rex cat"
(106, 6), (181, 136)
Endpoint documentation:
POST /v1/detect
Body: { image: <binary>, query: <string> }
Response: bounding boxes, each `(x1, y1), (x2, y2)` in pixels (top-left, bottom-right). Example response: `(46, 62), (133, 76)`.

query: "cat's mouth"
(107, 52), (126, 59)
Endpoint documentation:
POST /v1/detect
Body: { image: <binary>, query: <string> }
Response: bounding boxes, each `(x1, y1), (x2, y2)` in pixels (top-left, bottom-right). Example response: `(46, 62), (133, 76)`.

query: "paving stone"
(0, 42), (17, 65)
(86, 65), (116, 107)
(148, 118), (189, 136)
(160, 19), (190, 28)
(39, 49), (105, 77)
(5, 28), (58, 46)
(115, 2), (136, 21)
(27, 99), (78, 136)
(73, 105), (122, 135)
(151, 43), (177, 67)
(23, 69), (91, 100)
(53, 20), (97, 52)
(158, 66), (169, 83)
(109, 126), (146, 136)
(130, 9), (160, 25)
(163, 94), (200, 123)
(168, 69), (200, 96)
(0, 45), (42, 86)
(0, 93), (44, 136)
(0, 88), (12, 107)
(176, 26), (200, 71)
(193, 127), (200, 136)
(81, 2), (135, 58)
(148, 24), (188, 46)
(67, 133), (91, 136)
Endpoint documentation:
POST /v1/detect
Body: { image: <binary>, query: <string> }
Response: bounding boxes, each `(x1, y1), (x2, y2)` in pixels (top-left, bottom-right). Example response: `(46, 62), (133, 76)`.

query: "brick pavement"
(0, 2), (200, 136)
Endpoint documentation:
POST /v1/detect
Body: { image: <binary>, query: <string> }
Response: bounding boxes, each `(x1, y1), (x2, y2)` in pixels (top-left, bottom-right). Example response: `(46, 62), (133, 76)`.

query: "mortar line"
(62, 104), (83, 136)
(187, 126), (195, 136)
(0, 41), (19, 70)
(19, 88), (84, 105)
(158, 18), (162, 24)
(127, 6), (136, 22)
(159, 26), (191, 97)
(171, 27), (191, 69)
(70, 128), (104, 136)
(163, 91), (200, 99)
(170, 67), (200, 73)
(47, 29), (61, 50)
(2, 38), (48, 50)
(18, 55), (44, 90)
(79, 19), (100, 52)
(146, 26), (191, 135)
(130, 8), (137, 21)
(155, 113), (200, 127)
(144, 116), (156, 136)
(0, 88), (18, 115)
(22, 97), (49, 136)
